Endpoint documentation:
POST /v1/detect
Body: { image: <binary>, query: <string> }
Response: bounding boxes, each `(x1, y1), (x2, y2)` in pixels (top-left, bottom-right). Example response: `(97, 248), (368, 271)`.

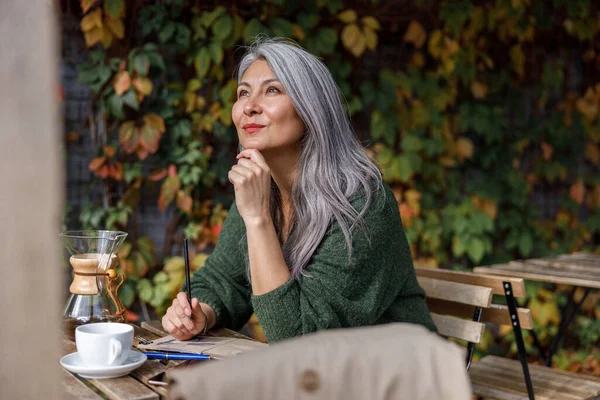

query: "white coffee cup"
(75, 322), (133, 367)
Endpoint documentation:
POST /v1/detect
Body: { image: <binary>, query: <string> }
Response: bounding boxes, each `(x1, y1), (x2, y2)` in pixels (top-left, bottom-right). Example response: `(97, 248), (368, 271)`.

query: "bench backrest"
(415, 267), (533, 345)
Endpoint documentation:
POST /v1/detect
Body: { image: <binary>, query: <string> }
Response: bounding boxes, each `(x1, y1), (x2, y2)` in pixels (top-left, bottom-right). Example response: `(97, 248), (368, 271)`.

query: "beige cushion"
(168, 323), (472, 400)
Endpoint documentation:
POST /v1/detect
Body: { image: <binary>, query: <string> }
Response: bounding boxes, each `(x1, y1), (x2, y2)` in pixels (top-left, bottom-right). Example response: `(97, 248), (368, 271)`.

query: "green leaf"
(105, 0), (122, 18)
(107, 94), (125, 119)
(158, 22), (176, 43)
(137, 237), (155, 266)
(137, 279), (153, 303)
(467, 237), (485, 263)
(134, 54), (149, 76)
(395, 155), (414, 182)
(173, 119), (192, 138)
(297, 13), (320, 30)
(401, 134), (423, 152)
(452, 238), (466, 257)
(209, 41), (224, 64)
(153, 271), (169, 284)
(194, 47), (211, 79)
(200, 6), (226, 28)
(122, 89), (139, 110)
(316, 27), (338, 55)
(212, 15), (233, 41)
(519, 232), (533, 256)
(243, 18), (266, 43)
(147, 52), (166, 71)
(270, 18), (293, 37)
(118, 283), (135, 308)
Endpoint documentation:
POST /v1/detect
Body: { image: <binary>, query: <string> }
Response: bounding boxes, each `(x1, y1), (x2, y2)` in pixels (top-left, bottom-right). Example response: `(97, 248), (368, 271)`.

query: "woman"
(162, 38), (436, 343)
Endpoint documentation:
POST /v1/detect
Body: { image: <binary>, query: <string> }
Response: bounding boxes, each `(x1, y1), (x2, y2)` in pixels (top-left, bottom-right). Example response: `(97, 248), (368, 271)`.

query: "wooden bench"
(415, 267), (600, 400)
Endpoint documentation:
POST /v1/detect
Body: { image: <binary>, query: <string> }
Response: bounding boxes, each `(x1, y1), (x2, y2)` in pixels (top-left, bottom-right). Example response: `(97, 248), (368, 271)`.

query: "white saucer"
(60, 351), (147, 379)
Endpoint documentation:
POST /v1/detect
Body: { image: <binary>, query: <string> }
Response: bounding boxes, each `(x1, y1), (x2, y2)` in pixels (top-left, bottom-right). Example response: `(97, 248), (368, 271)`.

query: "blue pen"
(143, 352), (211, 361)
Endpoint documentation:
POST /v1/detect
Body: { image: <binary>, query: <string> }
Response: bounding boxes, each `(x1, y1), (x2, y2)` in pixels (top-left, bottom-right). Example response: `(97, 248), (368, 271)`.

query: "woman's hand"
(161, 292), (207, 341)
(228, 149), (272, 225)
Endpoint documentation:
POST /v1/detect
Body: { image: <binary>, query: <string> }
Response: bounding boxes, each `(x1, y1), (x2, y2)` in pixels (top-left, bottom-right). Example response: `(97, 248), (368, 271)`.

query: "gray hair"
(236, 38), (382, 279)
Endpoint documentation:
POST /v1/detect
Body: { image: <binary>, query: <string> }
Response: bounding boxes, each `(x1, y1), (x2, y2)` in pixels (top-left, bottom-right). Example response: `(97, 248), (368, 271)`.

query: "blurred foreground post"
(0, 1), (63, 399)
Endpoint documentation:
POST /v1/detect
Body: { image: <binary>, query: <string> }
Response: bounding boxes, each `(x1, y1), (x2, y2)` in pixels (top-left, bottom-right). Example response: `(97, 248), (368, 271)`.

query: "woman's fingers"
(237, 149), (269, 171)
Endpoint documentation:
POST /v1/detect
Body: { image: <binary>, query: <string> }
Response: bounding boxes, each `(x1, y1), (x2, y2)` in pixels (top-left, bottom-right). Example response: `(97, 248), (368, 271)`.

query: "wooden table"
(474, 252), (600, 366)
(60, 321), (254, 399)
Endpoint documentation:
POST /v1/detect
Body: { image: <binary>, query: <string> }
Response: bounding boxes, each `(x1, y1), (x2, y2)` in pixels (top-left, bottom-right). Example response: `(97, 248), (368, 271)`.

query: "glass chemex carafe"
(59, 230), (128, 339)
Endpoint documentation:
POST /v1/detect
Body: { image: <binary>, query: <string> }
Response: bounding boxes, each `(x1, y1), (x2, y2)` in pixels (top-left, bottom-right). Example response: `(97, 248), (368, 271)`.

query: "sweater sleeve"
(251, 183), (425, 342)
(188, 203), (254, 331)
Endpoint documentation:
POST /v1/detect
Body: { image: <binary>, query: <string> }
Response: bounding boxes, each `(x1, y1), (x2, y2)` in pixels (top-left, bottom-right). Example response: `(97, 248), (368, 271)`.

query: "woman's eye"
(267, 86), (280, 94)
(238, 90), (249, 97)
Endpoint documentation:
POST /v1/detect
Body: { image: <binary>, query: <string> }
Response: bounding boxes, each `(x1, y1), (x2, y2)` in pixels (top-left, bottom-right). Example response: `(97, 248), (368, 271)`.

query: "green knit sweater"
(189, 182), (436, 343)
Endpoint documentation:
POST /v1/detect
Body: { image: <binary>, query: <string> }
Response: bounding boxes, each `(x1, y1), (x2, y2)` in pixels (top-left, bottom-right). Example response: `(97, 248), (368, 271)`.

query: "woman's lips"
(243, 123), (266, 133)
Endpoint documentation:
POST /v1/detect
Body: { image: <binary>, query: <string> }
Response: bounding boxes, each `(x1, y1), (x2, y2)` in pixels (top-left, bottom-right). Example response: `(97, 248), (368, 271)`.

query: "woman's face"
(232, 60), (305, 154)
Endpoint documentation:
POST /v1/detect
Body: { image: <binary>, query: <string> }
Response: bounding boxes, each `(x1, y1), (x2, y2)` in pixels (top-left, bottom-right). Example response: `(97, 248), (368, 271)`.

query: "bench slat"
(417, 276), (492, 307)
(430, 313), (485, 343)
(426, 298), (533, 330)
(415, 267), (526, 298)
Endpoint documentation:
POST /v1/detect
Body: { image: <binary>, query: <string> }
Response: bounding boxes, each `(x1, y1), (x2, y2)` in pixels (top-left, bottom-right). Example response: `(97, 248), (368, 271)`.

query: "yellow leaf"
(84, 26), (104, 47)
(541, 142), (553, 161)
(585, 141), (600, 164)
(104, 145), (116, 158)
(363, 26), (378, 50)
(80, 8), (103, 31)
(576, 87), (599, 120)
(404, 20), (427, 48)
(105, 16), (124, 39)
(100, 26), (113, 48)
(362, 16), (381, 31)
(81, 0), (97, 14)
(341, 23), (361, 50)
(510, 45), (525, 78)
(133, 76), (153, 96)
(191, 253), (209, 270)
(291, 24), (305, 40)
(411, 52), (425, 67)
(113, 71), (131, 96)
(439, 155), (457, 167)
(144, 113), (166, 132)
(530, 298), (560, 327)
(456, 137), (474, 161)
(470, 81), (488, 99)
(570, 179), (586, 205)
(428, 29), (443, 58)
(350, 33), (367, 57)
(338, 9), (357, 23)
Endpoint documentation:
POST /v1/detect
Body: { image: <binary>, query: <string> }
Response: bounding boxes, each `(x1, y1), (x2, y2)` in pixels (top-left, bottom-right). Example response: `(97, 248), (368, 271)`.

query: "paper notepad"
(138, 335), (267, 358)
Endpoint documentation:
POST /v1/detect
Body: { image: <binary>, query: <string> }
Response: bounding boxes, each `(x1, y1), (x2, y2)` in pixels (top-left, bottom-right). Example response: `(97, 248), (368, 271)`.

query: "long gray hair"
(236, 38), (382, 279)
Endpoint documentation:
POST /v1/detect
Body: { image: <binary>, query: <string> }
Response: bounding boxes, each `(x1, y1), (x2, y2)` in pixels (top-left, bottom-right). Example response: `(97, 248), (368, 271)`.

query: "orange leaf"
(456, 137), (474, 161)
(139, 125), (161, 154)
(168, 165), (178, 176)
(113, 71), (131, 96)
(144, 114), (166, 132)
(109, 162), (124, 181)
(136, 147), (149, 161)
(399, 203), (414, 226)
(585, 141), (600, 164)
(570, 180), (585, 204)
(133, 76), (153, 96)
(158, 174), (181, 212)
(541, 142), (553, 161)
(149, 169), (168, 181)
(88, 157), (106, 171)
(404, 20), (427, 48)
(118, 121), (138, 153)
(103, 145), (116, 158)
(96, 164), (110, 179)
(576, 87), (599, 121)
(176, 190), (193, 214)
(470, 81), (488, 99)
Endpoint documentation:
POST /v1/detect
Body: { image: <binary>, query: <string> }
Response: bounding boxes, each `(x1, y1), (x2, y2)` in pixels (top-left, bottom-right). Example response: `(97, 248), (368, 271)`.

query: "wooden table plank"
(517, 259), (600, 274)
(61, 369), (104, 400)
(498, 262), (600, 280)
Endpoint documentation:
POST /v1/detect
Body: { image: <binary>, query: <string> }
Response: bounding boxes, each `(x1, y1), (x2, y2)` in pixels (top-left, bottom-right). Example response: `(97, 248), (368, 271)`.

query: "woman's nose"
(244, 96), (262, 115)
